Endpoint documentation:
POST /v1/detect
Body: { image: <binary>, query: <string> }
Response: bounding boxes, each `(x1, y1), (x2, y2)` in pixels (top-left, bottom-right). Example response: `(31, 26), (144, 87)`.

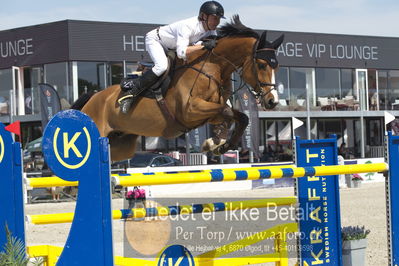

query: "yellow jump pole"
(26, 163), (388, 188)
(25, 164), (293, 188)
(27, 197), (297, 225)
(26, 177), (78, 188)
(114, 163), (388, 187)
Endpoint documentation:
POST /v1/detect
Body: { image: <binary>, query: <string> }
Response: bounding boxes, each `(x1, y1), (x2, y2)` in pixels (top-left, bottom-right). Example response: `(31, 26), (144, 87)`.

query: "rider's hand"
(202, 39), (217, 50)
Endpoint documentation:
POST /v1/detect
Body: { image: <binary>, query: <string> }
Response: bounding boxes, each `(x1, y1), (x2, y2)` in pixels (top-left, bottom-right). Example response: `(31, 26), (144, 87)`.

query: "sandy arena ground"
(25, 182), (388, 265)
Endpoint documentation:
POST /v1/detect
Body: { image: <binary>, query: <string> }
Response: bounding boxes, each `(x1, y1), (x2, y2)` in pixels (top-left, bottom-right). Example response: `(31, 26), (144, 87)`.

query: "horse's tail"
(70, 90), (97, 110)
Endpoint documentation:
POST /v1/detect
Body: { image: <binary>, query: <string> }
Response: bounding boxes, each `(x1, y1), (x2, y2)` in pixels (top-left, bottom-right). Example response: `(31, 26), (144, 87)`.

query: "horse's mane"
(217, 15), (259, 39)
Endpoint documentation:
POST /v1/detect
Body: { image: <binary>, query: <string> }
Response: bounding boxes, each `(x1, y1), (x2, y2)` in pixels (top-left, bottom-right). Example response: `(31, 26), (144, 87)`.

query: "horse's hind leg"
(108, 133), (139, 162)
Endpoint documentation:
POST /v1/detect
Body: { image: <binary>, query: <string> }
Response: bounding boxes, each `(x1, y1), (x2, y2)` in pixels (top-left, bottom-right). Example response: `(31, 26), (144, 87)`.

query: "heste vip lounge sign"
(277, 42), (378, 61)
(269, 31), (399, 68)
(0, 38), (34, 58)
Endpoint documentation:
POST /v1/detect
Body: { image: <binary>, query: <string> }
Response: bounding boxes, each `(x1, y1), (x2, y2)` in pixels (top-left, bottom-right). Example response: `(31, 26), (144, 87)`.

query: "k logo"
(42, 109), (102, 182)
(53, 127), (91, 169)
(0, 135), (4, 163)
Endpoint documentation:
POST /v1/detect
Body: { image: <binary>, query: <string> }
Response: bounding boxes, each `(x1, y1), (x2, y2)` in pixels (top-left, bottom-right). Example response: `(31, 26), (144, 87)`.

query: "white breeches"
(146, 30), (168, 77)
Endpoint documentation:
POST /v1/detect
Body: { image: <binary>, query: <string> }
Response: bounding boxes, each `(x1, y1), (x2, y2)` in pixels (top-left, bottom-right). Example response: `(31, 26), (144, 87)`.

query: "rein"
(208, 40), (279, 99)
(174, 38), (279, 107)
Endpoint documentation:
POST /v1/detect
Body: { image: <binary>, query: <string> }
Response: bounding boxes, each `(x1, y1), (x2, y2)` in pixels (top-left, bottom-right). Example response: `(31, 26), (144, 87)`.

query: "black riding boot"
(118, 70), (159, 114)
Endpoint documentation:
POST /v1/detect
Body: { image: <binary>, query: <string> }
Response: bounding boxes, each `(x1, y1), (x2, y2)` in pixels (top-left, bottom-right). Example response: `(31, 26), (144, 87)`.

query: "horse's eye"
(258, 63), (267, 70)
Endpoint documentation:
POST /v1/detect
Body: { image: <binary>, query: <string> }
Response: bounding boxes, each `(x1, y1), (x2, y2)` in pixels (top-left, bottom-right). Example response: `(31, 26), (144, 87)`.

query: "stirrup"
(118, 94), (134, 105)
(119, 97), (134, 114)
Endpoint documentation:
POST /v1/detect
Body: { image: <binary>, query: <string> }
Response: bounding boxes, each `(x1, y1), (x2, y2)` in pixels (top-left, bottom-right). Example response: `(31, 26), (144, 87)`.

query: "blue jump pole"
(387, 132), (399, 265)
(0, 123), (25, 253)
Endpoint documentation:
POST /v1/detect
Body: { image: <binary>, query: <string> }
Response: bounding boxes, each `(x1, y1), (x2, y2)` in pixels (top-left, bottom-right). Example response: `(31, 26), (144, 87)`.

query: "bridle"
(177, 37), (280, 101)
(208, 39), (279, 99)
(250, 40), (279, 99)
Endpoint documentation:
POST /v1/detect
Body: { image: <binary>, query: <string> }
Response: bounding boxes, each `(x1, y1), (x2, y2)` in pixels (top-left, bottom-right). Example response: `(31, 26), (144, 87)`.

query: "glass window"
(152, 157), (168, 166)
(125, 62), (139, 77)
(77, 62), (107, 95)
(45, 62), (72, 107)
(289, 67), (314, 108)
(276, 67), (289, 103)
(313, 68), (356, 111)
(367, 70), (378, 110)
(366, 118), (383, 146)
(316, 68), (340, 98)
(0, 68), (12, 115)
(378, 70), (389, 110)
(264, 120), (292, 161)
(340, 69), (354, 97)
(109, 62), (124, 85)
(389, 70), (399, 110)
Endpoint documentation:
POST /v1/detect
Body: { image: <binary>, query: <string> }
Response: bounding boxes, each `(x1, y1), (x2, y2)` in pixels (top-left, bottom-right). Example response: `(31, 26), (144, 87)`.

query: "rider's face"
(202, 14), (221, 31)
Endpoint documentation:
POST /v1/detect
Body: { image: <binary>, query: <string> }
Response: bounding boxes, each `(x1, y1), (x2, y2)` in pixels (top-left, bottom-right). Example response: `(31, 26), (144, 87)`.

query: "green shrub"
(341, 225), (370, 241)
(0, 225), (29, 266)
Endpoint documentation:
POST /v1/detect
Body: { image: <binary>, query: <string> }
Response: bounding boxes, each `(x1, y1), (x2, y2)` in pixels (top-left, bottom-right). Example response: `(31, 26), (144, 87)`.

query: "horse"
(73, 15), (284, 162)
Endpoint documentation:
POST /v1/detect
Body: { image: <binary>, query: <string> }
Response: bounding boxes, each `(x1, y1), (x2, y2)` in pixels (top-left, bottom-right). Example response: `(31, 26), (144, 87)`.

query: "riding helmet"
(199, 1), (225, 18)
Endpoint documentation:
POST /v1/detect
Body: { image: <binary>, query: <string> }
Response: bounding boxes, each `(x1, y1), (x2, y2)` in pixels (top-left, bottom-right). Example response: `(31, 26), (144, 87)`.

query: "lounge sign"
(266, 30), (399, 68)
(277, 42), (378, 60)
(0, 38), (34, 58)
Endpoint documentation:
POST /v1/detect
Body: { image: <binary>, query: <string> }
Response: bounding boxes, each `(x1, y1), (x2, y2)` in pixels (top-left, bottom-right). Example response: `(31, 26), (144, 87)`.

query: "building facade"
(1, 20), (399, 158)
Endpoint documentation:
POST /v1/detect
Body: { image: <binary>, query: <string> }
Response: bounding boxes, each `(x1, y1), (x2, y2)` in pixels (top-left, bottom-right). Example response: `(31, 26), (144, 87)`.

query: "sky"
(2, 0), (399, 37)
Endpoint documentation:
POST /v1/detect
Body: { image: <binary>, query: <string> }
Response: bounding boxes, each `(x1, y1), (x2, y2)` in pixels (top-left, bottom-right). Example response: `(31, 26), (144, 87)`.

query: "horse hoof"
(201, 138), (226, 153)
(213, 143), (230, 156)
(201, 141), (211, 152)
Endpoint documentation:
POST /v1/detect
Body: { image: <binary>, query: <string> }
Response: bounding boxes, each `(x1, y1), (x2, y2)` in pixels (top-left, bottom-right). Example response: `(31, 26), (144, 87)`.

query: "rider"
(118, 1), (225, 114)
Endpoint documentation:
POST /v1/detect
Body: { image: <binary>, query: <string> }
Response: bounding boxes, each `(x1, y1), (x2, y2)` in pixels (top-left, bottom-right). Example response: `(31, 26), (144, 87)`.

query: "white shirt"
(156, 16), (217, 60)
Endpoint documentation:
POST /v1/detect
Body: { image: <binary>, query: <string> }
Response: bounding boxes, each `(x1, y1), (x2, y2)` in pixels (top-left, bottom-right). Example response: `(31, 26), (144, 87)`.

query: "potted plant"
(125, 186), (146, 209)
(350, 173), (363, 188)
(341, 225), (370, 266)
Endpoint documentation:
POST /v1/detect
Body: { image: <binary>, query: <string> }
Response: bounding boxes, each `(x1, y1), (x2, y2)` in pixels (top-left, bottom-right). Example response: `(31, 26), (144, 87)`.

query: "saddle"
(121, 50), (190, 131)
(128, 50), (176, 99)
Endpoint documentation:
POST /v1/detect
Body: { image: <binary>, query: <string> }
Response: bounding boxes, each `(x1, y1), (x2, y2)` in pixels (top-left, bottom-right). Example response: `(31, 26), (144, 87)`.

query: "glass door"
(356, 69), (367, 157)
(12, 66), (25, 115)
(24, 67), (43, 115)
(356, 69), (368, 111)
(368, 69), (378, 110)
(0, 68), (12, 116)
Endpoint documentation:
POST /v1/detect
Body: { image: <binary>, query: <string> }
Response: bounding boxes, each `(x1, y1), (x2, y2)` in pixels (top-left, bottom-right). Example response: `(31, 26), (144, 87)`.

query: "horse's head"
(242, 31), (284, 110)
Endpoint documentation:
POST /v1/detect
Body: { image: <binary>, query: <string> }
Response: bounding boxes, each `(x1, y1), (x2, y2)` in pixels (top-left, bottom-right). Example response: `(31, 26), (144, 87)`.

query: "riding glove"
(203, 39), (217, 50)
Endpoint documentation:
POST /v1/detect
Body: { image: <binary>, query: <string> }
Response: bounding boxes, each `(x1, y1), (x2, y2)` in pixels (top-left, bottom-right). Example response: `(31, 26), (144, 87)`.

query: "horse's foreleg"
(183, 97), (225, 123)
(109, 134), (139, 162)
(226, 109), (249, 150)
(212, 109), (248, 155)
(201, 106), (249, 155)
(201, 107), (234, 154)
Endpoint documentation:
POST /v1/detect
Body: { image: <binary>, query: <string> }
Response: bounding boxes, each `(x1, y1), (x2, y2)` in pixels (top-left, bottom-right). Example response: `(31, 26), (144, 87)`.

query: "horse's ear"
(258, 31), (267, 48)
(272, 34), (284, 49)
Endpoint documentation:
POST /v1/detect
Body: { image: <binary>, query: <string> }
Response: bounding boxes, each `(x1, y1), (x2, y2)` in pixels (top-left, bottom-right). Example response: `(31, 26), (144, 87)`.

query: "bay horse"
(75, 16), (284, 162)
